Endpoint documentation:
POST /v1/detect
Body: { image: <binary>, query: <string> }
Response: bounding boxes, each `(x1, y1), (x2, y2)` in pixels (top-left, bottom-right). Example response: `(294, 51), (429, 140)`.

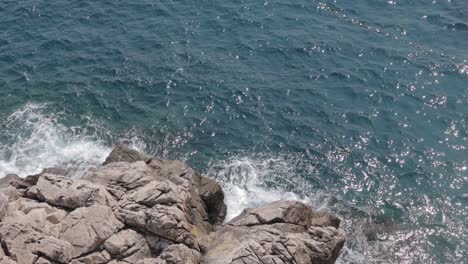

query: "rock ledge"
(0, 147), (345, 264)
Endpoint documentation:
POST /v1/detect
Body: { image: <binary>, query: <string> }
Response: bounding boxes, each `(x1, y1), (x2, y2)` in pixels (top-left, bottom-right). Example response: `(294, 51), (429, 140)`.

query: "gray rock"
(59, 205), (124, 258)
(114, 187), (201, 250)
(229, 200), (313, 227)
(0, 192), (9, 220)
(202, 200), (346, 264)
(34, 257), (52, 264)
(0, 147), (345, 264)
(145, 204), (199, 249)
(154, 244), (202, 264)
(25, 174), (117, 209)
(0, 174), (32, 201)
(2, 197), (67, 237)
(83, 161), (156, 193)
(70, 251), (111, 264)
(0, 224), (73, 264)
(0, 174), (32, 190)
(202, 224), (346, 264)
(104, 229), (152, 262)
(134, 244), (202, 264)
(103, 145), (151, 165)
(194, 173), (227, 225)
(147, 158), (226, 227)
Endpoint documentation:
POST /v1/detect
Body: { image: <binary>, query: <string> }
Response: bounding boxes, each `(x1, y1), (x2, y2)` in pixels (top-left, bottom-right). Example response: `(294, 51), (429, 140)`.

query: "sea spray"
(0, 103), (110, 177)
(205, 155), (304, 219)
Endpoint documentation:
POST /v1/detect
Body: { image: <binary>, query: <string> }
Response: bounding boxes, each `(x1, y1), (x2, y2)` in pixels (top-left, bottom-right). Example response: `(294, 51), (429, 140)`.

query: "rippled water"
(0, 0), (467, 263)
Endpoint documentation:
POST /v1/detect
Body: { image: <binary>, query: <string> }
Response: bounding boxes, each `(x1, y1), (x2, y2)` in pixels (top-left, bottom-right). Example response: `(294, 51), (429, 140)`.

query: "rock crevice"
(0, 146), (345, 264)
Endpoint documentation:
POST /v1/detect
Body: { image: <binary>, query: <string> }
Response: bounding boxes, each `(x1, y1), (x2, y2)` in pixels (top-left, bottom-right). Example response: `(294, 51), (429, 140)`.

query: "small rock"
(229, 200), (313, 227)
(103, 145), (151, 165)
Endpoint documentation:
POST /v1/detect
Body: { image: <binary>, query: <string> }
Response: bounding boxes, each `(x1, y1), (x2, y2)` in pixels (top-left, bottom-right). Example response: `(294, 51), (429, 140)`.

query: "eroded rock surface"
(0, 146), (345, 264)
(202, 200), (346, 264)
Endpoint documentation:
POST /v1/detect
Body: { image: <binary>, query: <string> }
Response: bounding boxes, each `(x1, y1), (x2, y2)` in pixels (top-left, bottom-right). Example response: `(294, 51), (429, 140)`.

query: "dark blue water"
(0, 0), (467, 262)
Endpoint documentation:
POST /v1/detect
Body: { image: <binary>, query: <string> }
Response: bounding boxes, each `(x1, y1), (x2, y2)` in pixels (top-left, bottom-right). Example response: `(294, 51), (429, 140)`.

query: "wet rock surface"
(0, 147), (345, 264)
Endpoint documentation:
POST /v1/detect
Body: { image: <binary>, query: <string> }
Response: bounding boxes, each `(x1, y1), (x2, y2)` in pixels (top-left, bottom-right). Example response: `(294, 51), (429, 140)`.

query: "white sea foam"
(205, 154), (408, 263)
(0, 103), (111, 177)
(205, 155), (311, 219)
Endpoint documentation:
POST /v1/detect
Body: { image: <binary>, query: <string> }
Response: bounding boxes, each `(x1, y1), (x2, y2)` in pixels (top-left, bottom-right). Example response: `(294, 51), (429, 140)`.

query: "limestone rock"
(0, 192), (9, 220)
(194, 173), (227, 225)
(134, 244), (202, 264)
(0, 224), (73, 264)
(2, 197), (67, 237)
(155, 244), (202, 264)
(70, 251), (111, 264)
(25, 174), (116, 209)
(229, 200), (313, 227)
(202, 224), (346, 264)
(103, 145), (151, 165)
(104, 229), (152, 262)
(202, 200), (346, 264)
(111, 176), (196, 242)
(0, 147), (345, 264)
(147, 158), (226, 228)
(0, 174), (32, 201)
(60, 205), (124, 258)
(0, 174), (33, 190)
(83, 161), (156, 193)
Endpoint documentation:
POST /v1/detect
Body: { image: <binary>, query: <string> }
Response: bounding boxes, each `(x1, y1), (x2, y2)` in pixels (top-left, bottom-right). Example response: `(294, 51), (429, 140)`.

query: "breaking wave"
(0, 103), (111, 177)
(205, 155), (309, 219)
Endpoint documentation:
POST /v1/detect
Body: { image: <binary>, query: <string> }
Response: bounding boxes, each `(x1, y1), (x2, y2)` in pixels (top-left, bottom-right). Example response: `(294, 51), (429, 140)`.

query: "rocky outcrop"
(202, 200), (346, 264)
(102, 145), (151, 165)
(0, 146), (345, 264)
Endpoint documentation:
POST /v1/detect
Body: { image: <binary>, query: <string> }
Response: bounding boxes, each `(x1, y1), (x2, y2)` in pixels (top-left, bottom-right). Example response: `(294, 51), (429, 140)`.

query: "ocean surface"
(0, 0), (467, 262)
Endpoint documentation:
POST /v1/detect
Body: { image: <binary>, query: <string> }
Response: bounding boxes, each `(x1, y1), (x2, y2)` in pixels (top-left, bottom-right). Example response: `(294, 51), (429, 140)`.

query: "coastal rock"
(71, 251), (111, 264)
(194, 173), (227, 225)
(0, 146), (345, 264)
(1, 197), (67, 237)
(59, 205), (124, 258)
(0, 174), (33, 201)
(25, 174), (117, 209)
(147, 158), (227, 226)
(0, 193), (8, 220)
(82, 161), (156, 193)
(154, 244), (202, 264)
(103, 145), (151, 165)
(103, 229), (152, 262)
(0, 224), (73, 264)
(202, 200), (346, 264)
(229, 200), (313, 227)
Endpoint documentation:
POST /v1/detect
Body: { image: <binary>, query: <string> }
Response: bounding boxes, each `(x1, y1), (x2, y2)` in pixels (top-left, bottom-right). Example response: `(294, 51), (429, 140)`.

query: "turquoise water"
(0, 0), (467, 262)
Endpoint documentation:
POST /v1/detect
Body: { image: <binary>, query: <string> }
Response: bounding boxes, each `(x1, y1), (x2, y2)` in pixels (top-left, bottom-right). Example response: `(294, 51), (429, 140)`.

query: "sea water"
(0, 0), (467, 263)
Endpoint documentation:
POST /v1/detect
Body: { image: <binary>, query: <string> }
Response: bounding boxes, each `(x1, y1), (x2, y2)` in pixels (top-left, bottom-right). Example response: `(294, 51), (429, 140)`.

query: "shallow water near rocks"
(0, 0), (467, 263)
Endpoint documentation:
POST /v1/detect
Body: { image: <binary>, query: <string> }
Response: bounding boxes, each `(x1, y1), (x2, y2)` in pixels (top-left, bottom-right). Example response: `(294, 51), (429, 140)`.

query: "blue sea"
(0, 0), (467, 262)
